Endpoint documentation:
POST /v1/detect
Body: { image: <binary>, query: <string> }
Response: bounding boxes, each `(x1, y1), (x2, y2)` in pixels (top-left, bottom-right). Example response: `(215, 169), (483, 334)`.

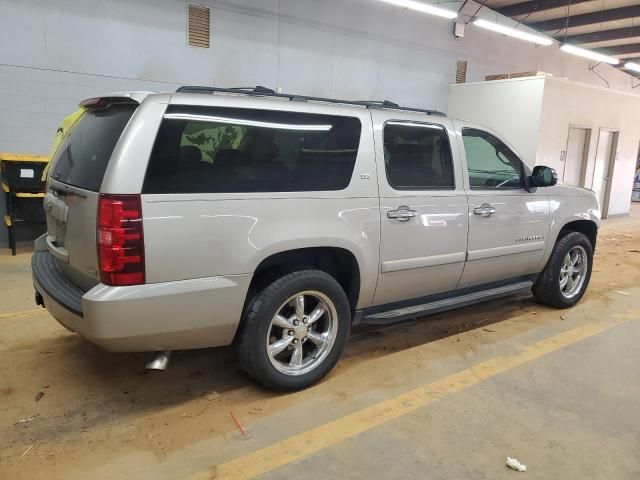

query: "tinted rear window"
(142, 105), (361, 194)
(50, 104), (137, 191)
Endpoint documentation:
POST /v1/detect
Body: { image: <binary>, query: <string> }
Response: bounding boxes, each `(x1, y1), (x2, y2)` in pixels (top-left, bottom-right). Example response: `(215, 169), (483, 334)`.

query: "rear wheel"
(237, 270), (351, 391)
(533, 232), (593, 308)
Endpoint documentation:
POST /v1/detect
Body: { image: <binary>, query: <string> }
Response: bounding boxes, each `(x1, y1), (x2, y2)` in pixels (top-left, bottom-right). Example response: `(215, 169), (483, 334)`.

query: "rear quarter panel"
(140, 100), (380, 309)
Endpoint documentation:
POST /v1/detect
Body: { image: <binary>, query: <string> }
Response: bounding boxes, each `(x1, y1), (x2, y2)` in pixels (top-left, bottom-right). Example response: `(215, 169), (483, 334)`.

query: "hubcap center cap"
(293, 324), (308, 340)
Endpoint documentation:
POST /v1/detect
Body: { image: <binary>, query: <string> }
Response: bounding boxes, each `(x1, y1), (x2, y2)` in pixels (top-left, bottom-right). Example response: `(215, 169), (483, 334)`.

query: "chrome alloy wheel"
(266, 291), (338, 376)
(559, 245), (588, 299)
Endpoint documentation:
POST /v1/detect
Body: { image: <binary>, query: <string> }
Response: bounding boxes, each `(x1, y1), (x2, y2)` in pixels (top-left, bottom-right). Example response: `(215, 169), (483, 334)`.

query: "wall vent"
(456, 61), (468, 83)
(188, 4), (210, 48)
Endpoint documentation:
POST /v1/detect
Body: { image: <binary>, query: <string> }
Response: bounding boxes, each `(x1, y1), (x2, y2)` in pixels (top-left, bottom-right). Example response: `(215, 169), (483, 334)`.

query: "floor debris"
(206, 391), (221, 401)
(229, 410), (248, 437)
(35, 391), (44, 402)
(506, 457), (527, 472)
(613, 290), (631, 296)
(21, 442), (38, 459)
(15, 415), (38, 425)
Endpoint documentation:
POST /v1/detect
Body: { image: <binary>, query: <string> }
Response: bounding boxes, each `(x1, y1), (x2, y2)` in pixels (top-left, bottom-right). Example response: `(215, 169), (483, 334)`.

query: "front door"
(372, 113), (468, 306)
(455, 124), (550, 288)
(592, 129), (618, 218)
(563, 127), (590, 186)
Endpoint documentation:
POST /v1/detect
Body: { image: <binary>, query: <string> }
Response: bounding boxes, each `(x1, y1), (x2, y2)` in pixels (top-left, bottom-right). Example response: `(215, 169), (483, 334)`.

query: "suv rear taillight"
(97, 194), (145, 286)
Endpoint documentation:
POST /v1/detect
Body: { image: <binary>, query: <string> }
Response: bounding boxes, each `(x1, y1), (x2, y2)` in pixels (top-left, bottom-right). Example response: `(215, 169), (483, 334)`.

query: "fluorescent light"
(473, 19), (552, 46)
(625, 62), (640, 73)
(560, 44), (619, 65)
(377, 0), (457, 20)
(164, 113), (333, 131)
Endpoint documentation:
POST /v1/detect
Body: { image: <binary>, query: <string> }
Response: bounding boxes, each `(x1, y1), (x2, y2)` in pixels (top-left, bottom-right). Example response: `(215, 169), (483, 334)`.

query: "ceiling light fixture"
(376, 0), (457, 20)
(473, 19), (553, 46)
(560, 44), (619, 65)
(625, 62), (640, 73)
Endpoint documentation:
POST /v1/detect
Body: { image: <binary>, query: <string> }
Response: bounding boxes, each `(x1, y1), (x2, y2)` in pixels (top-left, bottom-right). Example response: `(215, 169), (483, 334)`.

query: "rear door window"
(50, 103), (137, 191)
(383, 121), (455, 190)
(142, 106), (362, 194)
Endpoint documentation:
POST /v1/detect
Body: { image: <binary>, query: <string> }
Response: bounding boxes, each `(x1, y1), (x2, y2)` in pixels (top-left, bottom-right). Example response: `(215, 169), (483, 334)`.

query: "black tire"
(533, 232), (593, 309)
(236, 270), (351, 391)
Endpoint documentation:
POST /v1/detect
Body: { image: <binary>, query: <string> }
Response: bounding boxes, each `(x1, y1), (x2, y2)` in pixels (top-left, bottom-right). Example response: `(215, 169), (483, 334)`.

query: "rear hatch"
(44, 97), (139, 291)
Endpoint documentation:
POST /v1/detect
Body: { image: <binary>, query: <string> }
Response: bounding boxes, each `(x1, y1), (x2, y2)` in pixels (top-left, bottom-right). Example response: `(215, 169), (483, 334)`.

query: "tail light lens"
(97, 194), (145, 286)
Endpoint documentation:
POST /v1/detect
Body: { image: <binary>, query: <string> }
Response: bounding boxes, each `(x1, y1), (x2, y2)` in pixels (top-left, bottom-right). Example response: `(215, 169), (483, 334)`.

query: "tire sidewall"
(546, 232), (594, 307)
(242, 270), (351, 391)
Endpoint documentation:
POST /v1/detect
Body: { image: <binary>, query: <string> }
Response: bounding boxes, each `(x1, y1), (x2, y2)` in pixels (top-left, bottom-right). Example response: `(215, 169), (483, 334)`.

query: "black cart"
(1, 153), (49, 255)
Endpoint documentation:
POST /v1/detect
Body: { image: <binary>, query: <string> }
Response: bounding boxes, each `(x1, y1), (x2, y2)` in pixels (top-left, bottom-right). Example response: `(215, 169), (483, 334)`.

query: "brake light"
(97, 194), (145, 286)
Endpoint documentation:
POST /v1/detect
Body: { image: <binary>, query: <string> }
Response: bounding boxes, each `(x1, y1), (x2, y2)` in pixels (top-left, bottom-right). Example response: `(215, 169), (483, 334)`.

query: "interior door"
(372, 112), (468, 306)
(455, 124), (550, 288)
(592, 129), (618, 218)
(563, 127), (590, 186)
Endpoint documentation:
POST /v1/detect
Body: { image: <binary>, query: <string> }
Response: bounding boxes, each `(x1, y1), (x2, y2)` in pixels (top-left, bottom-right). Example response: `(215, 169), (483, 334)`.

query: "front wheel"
(533, 232), (593, 308)
(236, 270), (351, 391)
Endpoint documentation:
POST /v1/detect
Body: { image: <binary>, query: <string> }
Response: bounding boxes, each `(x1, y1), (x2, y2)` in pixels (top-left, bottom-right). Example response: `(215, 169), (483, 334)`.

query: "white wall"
(2, 0), (639, 155)
(1, 0), (640, 245)
(448, 76), (640, 217)
(537, 77), (640, 217)
(448, 77), (546, 164)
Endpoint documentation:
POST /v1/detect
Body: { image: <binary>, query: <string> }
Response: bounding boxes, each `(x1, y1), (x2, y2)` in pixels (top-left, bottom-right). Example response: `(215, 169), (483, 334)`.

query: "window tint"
(462, 128), (524, 189)
(50, 104), (137, 191)
(142, 106), (362, 194)
(383, 122), (454, 190)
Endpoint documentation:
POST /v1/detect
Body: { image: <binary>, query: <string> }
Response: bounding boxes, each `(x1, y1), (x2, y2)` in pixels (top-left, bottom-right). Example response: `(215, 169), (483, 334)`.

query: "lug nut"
(303, 316), (308, 324)
(293, 320), (299, 326)
(288, 330), (294, 336)
(293, 339), (298, 344)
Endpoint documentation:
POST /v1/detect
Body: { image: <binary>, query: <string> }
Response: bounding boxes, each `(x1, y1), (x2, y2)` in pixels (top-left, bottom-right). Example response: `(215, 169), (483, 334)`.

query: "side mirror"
(531, 166), (558, 187)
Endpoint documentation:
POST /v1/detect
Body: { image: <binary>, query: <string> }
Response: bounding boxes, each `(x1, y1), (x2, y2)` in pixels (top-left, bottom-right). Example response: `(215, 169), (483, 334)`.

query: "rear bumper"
(32, 248), (251, 352)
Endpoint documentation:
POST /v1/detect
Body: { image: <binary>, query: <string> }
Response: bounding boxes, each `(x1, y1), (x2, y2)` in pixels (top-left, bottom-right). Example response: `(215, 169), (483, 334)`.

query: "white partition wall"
(449, 76), (640, 218)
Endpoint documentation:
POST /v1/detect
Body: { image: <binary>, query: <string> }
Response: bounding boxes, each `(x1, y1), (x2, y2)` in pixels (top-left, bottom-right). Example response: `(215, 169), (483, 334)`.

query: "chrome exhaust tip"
(145, 350), (171, 371)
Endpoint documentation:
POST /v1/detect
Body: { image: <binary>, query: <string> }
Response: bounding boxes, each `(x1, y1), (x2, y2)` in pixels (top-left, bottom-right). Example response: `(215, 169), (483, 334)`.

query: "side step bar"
(362, 281), (533, 325)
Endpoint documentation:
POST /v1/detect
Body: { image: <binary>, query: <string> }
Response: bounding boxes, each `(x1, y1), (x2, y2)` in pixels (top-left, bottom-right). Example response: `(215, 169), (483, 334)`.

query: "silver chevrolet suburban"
(33, 86), (599, 391)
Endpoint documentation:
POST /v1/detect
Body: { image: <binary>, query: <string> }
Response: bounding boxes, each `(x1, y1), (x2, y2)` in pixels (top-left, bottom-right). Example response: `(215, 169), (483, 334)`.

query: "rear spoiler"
(79, 91), (155, 109)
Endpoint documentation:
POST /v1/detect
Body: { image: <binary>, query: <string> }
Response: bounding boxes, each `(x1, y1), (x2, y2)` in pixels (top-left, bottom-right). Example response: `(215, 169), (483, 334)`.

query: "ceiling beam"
(528, 5), (640, 32)
(495, 0), (590, 18)
(564, 27), (640, 45)
(595, 43), (640, 56)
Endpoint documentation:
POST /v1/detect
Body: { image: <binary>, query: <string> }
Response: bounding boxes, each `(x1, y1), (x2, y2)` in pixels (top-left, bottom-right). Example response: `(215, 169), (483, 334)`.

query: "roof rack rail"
(174, 85), (445, 116)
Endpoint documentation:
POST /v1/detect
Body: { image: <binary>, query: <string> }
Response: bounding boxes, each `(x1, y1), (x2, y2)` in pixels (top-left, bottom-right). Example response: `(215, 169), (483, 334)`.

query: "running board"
(362, 281), (533, 325)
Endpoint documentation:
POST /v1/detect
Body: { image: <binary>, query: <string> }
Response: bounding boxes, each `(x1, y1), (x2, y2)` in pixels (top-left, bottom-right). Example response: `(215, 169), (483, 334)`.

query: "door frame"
(562, 124), (592, 187)
(591, 127), (620, 219)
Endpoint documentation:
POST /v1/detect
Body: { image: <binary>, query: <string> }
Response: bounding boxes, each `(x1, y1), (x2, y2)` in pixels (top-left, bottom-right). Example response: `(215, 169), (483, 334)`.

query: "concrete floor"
(1, 205), (640, 479)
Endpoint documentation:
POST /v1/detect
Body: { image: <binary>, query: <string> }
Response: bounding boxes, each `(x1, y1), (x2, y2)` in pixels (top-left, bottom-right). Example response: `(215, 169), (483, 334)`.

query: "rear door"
(372, 111), (468, 306)
(454, 122), (550, 288)
(44, 99), (138, 290)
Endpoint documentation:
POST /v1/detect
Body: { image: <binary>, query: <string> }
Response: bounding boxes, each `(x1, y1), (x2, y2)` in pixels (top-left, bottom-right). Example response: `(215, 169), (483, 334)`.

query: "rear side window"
(50, 104), (137, 191)
(142, 106), (362, 194)
(383, 121), (454, 190)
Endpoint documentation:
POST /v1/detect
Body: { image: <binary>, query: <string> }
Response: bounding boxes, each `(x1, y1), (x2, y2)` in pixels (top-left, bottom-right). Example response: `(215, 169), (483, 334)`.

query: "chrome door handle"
(387, 205), (417, 222)
(473, 203), (496, 217)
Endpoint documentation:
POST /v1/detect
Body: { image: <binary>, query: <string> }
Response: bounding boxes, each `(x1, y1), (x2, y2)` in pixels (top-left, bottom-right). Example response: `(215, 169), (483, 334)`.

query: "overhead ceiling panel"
(483, 0), (640, 77)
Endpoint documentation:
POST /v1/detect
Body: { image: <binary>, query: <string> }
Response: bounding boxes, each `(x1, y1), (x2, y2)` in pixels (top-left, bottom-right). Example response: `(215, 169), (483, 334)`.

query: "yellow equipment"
(1, 153), (49, 255)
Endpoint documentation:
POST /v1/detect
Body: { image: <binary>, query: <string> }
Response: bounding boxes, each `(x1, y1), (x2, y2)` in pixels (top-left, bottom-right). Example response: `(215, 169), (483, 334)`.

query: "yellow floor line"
(0, 308), (46, 320)
(195, 321), (618, 480)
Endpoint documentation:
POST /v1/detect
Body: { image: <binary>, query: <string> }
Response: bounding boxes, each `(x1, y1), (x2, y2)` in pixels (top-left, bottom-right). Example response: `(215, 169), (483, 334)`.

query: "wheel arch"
(555, 218), (598, 249)
(245, 246), (363, 316)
